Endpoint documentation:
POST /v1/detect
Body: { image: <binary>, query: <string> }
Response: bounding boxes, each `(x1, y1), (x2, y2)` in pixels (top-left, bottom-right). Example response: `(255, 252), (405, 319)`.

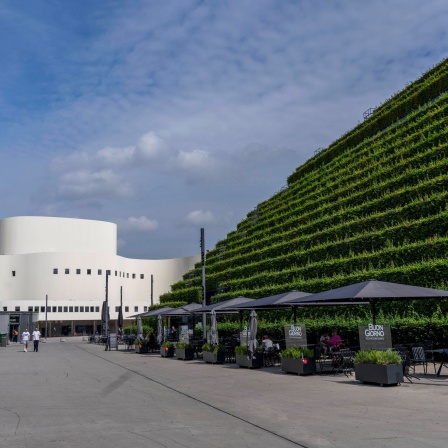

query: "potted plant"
(281, 346), (316, 375)
(354, 349), (403, 386)
(202, 343), (225, 364)
(134, 338), (148, 354)
(176, 342), (195, 360)
(160, 341), (175, 358)
(235, 345), (264, 369)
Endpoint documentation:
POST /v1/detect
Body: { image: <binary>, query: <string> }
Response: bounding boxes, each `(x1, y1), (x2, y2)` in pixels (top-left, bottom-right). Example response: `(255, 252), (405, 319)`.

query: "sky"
(1, 1), (447, 260)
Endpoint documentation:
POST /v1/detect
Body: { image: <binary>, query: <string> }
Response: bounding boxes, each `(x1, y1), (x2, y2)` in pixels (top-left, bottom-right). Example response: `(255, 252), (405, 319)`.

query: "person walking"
(22, 328), (30, 352)
(13, 328), (19, 343)
(32, 327), (41, 352)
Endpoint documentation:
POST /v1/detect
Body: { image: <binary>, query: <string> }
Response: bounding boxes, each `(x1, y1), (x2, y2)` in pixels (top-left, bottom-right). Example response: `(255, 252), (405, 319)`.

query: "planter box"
(135, 344), (148, 354)
(236, 353), (264, 369)
(281, 357), (316, 375)
(176, 348), (195, 360)
(355, 363), (403, 386)
(202, 350), (225, 364)
(160, 346), (175, 358)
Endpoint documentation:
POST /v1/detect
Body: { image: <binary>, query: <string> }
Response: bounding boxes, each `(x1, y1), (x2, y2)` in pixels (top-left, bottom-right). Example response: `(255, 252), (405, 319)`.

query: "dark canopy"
(127, 306), (173, 318)
(230, 290), (311, 310)
(163, 302), (203, 316)
(284, 279), (448, 323)
(193, 296), (255, 313)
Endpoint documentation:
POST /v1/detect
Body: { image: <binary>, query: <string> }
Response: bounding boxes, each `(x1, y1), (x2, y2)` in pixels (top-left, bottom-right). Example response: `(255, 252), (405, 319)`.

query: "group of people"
(17, 327), (42, 352)
(319, 329), (344, 354)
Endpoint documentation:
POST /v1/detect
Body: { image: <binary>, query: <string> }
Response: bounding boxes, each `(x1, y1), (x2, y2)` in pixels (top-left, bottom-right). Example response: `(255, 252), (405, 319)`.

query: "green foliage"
(201, 343), (212, 352)
(280, 346), (315, 359)
(175, 342), (191, 349)
(235, 345), (248, 355)
(161, 341), (174, 348)
(353, 349), (402, 365)
(160, 58), (448, 324)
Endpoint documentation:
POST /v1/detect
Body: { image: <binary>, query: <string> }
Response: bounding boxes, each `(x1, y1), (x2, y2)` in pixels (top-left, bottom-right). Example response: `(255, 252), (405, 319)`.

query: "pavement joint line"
(75, 344), (312, 448)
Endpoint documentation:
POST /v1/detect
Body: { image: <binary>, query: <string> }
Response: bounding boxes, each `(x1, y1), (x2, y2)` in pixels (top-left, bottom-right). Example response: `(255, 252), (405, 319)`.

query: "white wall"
(0, 217), (200, 322)
(0, 216), (116, 255)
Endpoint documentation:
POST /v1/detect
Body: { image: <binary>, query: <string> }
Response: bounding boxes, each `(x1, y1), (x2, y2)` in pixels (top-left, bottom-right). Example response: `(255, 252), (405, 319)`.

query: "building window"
(12, 271), (16, 277)
(119, 272), (122, 277)
(134, 306), (138, 312)
(106, 270), (111, 275)
(34, 306), (39, 312)
(58, 306), (62, 312)
(127, 273), (129, 278)
(125, 306), (129, 312)
(3, 307), (7, 311)
(28, 306), (33, 312)
(53, 268), (58, 274)
(80, 306), (84, 312)
(15, 306), (20, 311)
(115, 271), (117, 276)
(52, 306), (57, 312)
(87, 269), (91, 275)
(85, 307), (90, 312)
(90, 306), (94, 312)
(140, 274), (144, 279)
(64, 306), (68, 312)
(98, 269), (102, 275)
(46, 306), (50, 312)
(69, 306), (73, 312)
(75, 306), (79, 312)
(76, 269), (81, 274)
(132, 274), (136, 279)
(144, 306), (148, 312)
(41, 306), (45, 312)
(95, 306), (99, 312)
(65, 269), (70, 274)
(115, 306), (119, 312)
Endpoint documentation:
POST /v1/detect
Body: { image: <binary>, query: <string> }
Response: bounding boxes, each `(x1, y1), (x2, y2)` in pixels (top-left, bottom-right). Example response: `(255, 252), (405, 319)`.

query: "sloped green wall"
(161, 58), (448, 311)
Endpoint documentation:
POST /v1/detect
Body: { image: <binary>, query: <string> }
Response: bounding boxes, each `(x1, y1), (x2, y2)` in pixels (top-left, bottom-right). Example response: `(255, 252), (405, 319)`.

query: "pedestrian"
(22, 328), (30, 352)
(32, 327), (41, 352)
(13, 328), (19, 343)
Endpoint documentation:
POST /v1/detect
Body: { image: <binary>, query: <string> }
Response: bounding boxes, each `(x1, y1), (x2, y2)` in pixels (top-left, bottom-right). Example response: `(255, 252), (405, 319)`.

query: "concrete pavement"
(1, 338), (447, 448)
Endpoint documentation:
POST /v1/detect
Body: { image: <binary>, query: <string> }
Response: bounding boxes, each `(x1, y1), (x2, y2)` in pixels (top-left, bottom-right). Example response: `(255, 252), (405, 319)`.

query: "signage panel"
(358, 324), (392, 350)
(284, 323), (307, 348)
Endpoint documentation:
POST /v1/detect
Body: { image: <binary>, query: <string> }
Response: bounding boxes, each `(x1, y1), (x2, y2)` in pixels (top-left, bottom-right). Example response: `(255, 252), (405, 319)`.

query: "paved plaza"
(1, 337), (447, 448)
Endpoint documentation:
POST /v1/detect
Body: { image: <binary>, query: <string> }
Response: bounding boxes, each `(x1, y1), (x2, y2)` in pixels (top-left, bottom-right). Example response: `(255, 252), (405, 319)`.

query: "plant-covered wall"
(160, 58), (448, 318)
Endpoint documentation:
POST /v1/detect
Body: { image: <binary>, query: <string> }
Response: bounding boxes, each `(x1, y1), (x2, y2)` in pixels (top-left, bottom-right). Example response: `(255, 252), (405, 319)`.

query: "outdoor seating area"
(107, 279), (448, 386)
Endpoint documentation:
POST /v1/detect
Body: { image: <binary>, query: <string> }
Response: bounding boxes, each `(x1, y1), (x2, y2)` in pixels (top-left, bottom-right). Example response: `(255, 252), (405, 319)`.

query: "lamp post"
(105, 272), (110, 351)
(201, 228), (206, 341)
(45, 294), (48, 341)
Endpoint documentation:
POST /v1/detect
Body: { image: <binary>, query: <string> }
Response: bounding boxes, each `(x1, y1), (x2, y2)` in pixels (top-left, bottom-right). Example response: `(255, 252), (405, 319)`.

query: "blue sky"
(1, 1), (447, 259)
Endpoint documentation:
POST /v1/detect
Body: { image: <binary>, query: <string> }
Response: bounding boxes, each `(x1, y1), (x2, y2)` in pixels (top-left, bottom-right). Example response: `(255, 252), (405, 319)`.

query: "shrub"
(176, 342), (191, 349)
(280, 346), (315, 359)
(353, 349), (401, 365)
(161, 341), (174, 348)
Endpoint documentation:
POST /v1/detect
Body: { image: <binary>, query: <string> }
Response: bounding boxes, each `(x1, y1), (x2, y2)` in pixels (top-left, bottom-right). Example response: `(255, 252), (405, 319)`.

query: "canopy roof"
(163, 302), (203, 316)
(285, 279), (448, 305)
(230, 290), (311, 310)
(193, 296), (254, 313)
(127, 306), (173, 318)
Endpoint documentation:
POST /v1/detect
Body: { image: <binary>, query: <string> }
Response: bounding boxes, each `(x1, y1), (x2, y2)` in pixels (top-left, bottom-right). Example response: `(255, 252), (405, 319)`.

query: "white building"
(0, 216), (199, 337)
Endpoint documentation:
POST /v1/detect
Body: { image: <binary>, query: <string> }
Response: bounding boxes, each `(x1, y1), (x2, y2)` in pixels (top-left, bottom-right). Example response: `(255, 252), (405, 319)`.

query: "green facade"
(161, 58), (448, 306)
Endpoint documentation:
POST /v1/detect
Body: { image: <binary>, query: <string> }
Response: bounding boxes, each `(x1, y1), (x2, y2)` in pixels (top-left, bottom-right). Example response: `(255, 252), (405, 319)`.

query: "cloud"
(121, 216), (159, 232)
(135, 132), (171, 161)
(58, 169), (133, 199)
(185, 210), (217, 226)
(2, 1), (448, 258)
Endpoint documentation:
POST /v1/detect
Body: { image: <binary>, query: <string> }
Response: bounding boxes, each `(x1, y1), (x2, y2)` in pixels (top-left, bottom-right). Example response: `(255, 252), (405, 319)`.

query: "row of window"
(53, 269), (144, 279)
(2, 305), (147, 313)
(10, 270), (146, 279)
